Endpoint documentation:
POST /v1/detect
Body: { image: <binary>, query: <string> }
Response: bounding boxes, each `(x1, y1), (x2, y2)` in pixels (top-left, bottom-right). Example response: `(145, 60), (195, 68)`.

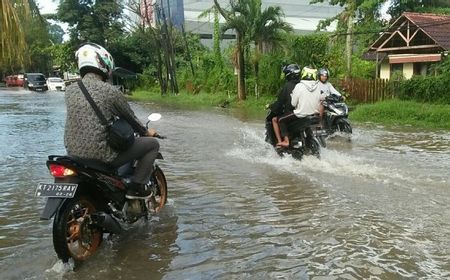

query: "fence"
(339, 78), (399, 103)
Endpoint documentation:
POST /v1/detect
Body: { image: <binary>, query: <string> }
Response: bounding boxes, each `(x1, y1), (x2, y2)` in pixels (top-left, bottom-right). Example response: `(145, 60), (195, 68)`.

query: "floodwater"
(0, 88), (449, 279)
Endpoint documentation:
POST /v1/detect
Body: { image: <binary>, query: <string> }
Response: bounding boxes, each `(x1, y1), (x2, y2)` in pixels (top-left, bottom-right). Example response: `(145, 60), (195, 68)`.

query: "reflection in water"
(0, 89), (449, 279)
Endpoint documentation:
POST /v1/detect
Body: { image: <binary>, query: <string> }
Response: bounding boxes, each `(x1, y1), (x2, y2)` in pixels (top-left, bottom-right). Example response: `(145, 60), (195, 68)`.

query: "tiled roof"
(403, 12), (450, 50)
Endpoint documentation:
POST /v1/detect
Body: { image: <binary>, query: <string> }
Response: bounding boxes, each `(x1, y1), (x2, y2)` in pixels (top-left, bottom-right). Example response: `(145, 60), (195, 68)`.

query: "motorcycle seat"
(71, 156), (117, 174)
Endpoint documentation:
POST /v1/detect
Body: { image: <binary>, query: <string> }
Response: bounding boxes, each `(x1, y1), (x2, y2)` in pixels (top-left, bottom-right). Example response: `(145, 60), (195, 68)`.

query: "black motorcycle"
(36, 113), (168, 263)
(265, 110), (324, 160)
(322, 94), (352, 135)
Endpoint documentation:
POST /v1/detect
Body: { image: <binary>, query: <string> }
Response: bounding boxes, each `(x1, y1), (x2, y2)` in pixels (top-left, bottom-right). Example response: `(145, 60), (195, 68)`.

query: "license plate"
(36, 183), (78, 198)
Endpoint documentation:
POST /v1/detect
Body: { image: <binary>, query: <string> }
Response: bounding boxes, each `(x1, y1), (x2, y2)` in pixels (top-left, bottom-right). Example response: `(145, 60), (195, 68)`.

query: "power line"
(331, 17), (450, 37)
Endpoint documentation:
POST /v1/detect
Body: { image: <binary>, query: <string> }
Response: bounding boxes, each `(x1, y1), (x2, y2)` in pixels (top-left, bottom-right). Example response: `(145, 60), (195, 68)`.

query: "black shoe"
(125, 182), (152, 199)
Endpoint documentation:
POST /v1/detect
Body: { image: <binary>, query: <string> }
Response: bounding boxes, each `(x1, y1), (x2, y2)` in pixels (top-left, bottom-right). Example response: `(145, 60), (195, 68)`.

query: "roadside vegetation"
(2, 0), (450, 129)
(351, 99), (450, 130)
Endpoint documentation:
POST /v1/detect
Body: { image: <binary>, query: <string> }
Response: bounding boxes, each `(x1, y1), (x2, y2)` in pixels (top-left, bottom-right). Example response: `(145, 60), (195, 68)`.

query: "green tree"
(312, 0), (387, 78)
(250, 0), (292, 98)
(48, 42), (75, 73)
(57, 0), (123, 46)
(22, 13), (53, 73)
(49, 23), (65, 44)
(214, 0), (249, 100)
(388, 0), (450, 19)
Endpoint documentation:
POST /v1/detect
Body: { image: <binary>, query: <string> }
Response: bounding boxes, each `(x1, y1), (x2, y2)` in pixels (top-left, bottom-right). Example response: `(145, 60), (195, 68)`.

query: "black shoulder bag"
(77, 80), (135, 151)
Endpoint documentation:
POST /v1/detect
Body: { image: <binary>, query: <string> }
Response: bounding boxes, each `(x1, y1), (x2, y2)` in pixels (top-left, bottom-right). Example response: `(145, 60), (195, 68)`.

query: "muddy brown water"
(0, 88), (449, 279)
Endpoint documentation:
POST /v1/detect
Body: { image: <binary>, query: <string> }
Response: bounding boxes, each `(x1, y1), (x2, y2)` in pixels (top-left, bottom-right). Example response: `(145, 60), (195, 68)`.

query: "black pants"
(278, 111), (298, 138)
(279, 112), (312, 138)
(111, 137), (160, 184)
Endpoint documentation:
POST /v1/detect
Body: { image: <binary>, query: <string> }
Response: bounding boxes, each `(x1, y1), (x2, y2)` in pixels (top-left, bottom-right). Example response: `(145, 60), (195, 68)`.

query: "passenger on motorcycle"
(277, 67), (324, 147)
(64, 43), (160, 199)
(270, 64), (300, 146)
(317, 68), (342, 99)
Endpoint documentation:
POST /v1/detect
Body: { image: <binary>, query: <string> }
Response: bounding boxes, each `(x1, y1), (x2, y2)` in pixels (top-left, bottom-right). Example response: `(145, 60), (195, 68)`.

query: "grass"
(350, 99), (450, 130)
(129, 89), (273, 117)
(129, 90), (450, 130)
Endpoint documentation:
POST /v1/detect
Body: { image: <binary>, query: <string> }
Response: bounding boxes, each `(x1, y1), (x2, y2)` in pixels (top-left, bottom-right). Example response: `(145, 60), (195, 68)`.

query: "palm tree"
(0, 0), (28, 69)
(214, 0), (248, 100)
(250, 0), (292, 97)
(214, 0), (291, 100)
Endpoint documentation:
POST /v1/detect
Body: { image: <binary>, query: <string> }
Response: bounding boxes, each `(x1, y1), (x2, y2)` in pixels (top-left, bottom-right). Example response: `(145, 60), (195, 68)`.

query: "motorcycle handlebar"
(154, 134), (166, 139)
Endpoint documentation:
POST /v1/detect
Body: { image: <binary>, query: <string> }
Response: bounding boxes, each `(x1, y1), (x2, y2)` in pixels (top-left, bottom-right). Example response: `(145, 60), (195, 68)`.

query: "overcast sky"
(36, 0), (58, 14)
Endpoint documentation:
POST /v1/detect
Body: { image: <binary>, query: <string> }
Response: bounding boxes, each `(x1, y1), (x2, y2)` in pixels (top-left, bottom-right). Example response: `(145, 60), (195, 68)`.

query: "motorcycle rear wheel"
(309, 137), (321, 159)
(52, 196), (103, 263)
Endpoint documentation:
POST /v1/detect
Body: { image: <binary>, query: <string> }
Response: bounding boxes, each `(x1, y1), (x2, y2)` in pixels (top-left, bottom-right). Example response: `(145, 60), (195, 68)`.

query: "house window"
(390, 63), (403, 79)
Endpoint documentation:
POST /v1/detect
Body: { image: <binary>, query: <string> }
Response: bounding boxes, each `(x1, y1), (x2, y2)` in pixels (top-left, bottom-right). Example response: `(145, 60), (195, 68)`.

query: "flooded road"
(0, 88), (449, 279)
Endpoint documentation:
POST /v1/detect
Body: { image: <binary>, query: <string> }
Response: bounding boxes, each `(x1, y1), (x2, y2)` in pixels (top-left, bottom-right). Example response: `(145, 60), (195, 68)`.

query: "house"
(368, 12), (450, 80)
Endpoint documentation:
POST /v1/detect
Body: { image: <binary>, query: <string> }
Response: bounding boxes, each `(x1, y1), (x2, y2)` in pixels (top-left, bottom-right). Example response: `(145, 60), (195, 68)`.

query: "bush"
(397, 75), (450, 104)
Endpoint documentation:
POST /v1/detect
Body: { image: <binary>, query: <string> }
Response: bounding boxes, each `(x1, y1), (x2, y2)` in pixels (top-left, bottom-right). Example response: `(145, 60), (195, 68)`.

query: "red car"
(5, 75), (24, 87)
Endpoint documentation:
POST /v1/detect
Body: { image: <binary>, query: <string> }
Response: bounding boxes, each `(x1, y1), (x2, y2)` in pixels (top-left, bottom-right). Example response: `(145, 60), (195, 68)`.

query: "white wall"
(380, 62), (390, 79)
(403, 63), (414, 79)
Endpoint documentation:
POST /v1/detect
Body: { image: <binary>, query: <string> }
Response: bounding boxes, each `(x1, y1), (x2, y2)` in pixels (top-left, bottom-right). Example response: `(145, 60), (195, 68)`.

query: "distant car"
(47, 77), (66, 91)
(24, 73), (48, 92)
(5, 75), (24, 87)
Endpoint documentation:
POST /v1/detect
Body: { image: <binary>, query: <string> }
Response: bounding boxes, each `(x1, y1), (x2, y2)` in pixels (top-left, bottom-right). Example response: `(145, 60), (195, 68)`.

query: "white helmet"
(75, 43), (115, 80)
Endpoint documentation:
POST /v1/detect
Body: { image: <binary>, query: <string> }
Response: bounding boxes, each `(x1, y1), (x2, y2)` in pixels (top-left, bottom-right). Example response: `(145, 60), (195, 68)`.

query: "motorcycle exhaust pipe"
(91, 212), (122, 234)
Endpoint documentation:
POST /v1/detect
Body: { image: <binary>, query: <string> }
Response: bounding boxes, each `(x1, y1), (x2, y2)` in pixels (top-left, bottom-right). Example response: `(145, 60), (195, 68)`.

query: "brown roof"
(403, 12), (450, 50)
(369, 12), (450, 51)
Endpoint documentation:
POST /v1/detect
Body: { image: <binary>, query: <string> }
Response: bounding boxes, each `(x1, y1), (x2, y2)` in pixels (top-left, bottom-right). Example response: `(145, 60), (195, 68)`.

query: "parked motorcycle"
(36, 113), (167, 263)
(322, 94), (352, 135)
(265, 110), (324, 160)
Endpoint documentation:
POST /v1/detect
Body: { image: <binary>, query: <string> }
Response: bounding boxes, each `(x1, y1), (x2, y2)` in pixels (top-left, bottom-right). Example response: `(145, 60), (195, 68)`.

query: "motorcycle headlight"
(28, 83), (34, 86)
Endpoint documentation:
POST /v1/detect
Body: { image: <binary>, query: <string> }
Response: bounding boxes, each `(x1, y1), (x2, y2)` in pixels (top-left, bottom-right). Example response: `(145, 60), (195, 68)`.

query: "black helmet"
(282, 64), (300, 80)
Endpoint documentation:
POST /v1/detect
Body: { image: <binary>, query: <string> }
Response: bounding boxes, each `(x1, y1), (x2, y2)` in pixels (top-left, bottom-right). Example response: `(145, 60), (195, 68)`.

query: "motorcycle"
(322, 94), (352, 135)
(265, 109), (324, 160)
(36, 113), (168, 263)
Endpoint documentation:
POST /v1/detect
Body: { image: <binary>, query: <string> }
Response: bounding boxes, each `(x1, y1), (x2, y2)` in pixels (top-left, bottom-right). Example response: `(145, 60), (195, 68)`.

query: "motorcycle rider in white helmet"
(64, 42), (160, 199)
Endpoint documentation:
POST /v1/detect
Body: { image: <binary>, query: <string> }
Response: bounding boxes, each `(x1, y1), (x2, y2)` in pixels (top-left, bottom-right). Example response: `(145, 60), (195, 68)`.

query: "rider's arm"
(111, 89), (148, 136)
(328, 83), (341, 97)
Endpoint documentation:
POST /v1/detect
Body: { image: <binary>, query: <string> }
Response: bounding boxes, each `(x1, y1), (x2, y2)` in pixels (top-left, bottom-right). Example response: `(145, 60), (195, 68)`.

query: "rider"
(317, 68), (342, 98)
(277, 66), (324, 147)
(64, 43), (160, 199)
(270, 64), (300, 146)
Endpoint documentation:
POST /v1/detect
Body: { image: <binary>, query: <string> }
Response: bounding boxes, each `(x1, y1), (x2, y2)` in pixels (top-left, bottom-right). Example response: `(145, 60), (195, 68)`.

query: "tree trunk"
(237, 32), (246, 101)
(213, 7), (222, 66)
(254, 42), (261, 99)
(345, 8), (354, 78)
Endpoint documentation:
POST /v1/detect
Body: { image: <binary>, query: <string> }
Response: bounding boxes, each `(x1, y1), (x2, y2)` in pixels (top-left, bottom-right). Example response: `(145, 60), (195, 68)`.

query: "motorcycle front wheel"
(52, 196), (103, 263)
(337, 119), (352, 134)
(148, 166), (168, 213)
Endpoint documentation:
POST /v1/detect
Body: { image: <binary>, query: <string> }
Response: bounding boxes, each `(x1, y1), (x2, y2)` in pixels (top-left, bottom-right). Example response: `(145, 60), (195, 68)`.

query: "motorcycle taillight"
(49, 164), (77, 177)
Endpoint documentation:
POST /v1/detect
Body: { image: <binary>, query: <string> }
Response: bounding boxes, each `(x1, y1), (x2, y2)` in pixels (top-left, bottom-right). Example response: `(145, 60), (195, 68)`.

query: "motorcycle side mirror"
(148, 113), (162, 122)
